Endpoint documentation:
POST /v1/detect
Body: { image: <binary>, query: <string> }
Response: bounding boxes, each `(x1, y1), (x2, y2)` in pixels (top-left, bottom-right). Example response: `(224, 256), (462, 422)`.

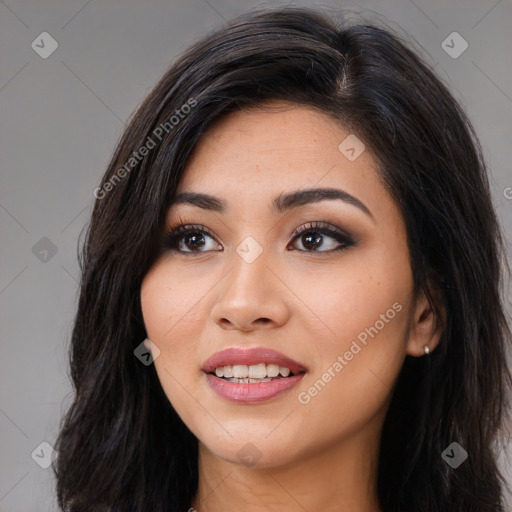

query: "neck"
(190, 425), (383, 512)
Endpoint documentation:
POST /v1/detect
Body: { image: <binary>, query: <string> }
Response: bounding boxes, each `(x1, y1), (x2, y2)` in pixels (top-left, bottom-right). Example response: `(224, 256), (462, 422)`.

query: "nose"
(210, 244), (290, 332)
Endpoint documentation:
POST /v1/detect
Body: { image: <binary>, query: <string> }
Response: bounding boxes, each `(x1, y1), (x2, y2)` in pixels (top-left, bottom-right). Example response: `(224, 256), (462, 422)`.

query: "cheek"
(140, 262), (211, 425)
(292, 247), (412, 351)
(293, 250), (413, 431)
(140, 260), (211, 343)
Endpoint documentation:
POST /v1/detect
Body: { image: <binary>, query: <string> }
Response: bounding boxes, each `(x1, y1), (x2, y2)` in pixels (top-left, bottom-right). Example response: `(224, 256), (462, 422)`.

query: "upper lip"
(202, 346), (308, 375)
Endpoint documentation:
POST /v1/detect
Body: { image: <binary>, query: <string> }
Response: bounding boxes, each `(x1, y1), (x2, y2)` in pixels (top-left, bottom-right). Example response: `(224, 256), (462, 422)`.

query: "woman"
(53, 6), (512, 511)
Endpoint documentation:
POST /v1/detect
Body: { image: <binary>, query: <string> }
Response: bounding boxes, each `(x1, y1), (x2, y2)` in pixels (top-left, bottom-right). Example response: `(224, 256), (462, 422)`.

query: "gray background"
(1, 0), (511, 510)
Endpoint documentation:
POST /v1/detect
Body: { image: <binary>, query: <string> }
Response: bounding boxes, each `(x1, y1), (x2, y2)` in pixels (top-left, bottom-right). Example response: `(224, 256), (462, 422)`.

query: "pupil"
(304, 232), (322, 250)
(186, 233), (205, 250)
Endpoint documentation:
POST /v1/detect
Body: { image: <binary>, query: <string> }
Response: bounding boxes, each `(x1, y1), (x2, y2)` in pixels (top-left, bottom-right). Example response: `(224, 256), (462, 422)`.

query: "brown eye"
(163, 225), (221, 254)
(289, 221), (355, 253)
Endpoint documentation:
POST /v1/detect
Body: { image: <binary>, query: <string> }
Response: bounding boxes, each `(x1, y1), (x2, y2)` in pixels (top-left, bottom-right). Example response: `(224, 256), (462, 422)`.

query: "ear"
(406, 281), (446, 357)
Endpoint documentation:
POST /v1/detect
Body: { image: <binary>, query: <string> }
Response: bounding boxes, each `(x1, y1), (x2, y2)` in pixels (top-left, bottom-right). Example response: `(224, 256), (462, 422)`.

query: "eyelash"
(162, 217), (355, 256)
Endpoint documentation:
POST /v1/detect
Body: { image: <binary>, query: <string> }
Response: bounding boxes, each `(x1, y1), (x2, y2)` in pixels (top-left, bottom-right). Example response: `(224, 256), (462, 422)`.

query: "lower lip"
(205, 372), (305, 403)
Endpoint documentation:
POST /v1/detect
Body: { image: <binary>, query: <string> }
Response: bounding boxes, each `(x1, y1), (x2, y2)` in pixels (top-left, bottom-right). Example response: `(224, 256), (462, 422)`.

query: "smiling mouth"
(207, 363), (305, 383)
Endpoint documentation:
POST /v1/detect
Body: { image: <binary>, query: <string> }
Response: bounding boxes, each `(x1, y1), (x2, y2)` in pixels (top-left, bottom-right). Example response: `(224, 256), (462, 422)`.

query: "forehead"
(170, 103), (391, 223)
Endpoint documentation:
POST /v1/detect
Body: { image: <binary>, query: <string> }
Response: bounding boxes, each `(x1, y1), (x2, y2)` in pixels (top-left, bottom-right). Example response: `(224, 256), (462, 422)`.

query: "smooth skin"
(140, 102), (445, 512)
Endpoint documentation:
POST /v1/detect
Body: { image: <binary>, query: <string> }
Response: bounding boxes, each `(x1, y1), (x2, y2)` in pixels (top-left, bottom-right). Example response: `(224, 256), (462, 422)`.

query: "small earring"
(424, 345), (430, 355)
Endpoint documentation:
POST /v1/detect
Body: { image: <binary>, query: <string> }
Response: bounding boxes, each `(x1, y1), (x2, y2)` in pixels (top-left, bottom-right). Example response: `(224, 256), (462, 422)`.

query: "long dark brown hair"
(53, 6), (512, 511)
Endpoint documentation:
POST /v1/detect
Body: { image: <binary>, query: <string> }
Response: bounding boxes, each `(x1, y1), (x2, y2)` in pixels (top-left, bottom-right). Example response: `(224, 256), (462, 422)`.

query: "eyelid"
(290, 220), (353, 241)
(165, 213), (219, 240)
(166, 216), (352, 240)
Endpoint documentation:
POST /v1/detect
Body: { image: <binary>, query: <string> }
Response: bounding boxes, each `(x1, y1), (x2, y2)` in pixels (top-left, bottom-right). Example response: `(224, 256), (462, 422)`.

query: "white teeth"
(212, 363), (294, 379)
(233, 364), (249, 378)
(267, 364), (280, 377)
(227, 377), (273, 383)
(279, 366), (290, 377)
(248, 363), (266, 379)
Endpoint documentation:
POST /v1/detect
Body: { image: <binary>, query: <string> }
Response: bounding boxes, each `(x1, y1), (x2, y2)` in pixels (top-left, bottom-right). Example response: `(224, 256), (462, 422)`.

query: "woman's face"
(140, 102), (438, 469)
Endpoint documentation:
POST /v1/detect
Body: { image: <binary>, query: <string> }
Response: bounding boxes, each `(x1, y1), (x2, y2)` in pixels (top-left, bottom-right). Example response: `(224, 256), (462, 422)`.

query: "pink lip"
(205, 372), (305, 403)
(202, 346), (307, 375)
(202, 346), (307, 404)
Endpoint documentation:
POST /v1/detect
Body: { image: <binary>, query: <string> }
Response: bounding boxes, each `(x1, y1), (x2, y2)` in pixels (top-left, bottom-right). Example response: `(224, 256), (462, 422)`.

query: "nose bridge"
(211, 234), (288, 329)
(227, 234), (273, 300)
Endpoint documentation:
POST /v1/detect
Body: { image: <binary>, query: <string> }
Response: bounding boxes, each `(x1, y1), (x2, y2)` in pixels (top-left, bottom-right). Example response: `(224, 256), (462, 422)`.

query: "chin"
(199, 427), (301, 469)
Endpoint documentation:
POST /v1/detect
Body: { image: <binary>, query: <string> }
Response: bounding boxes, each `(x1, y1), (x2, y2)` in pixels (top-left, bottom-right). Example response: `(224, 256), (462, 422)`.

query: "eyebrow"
(171, 187), (374, 221)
